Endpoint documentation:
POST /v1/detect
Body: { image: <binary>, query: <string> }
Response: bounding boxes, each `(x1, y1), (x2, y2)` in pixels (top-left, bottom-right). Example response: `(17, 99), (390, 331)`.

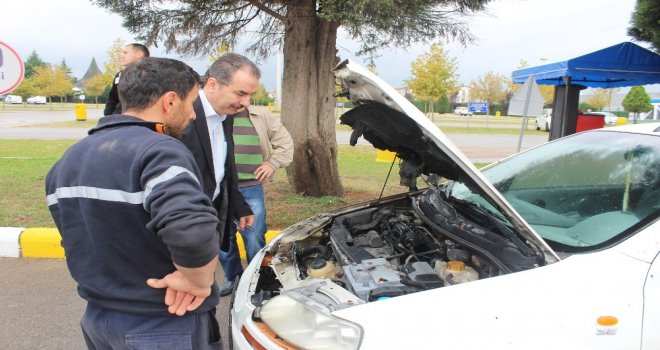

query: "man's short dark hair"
(205, 53), (260, 86)
(129, 43), (150, 58)
(119, 57), (200, 111)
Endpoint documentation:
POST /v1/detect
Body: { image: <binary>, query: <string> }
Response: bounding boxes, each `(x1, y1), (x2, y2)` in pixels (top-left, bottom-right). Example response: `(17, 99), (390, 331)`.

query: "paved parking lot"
(0, 258), (233, 350)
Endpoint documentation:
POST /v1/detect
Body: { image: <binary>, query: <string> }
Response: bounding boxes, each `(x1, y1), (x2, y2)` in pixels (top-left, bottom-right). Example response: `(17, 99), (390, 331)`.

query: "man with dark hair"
(181, 53), (260, 293)
(182, 53), (292, 297)
(103, 43), (150, 116)
(46, 57), (222, 349)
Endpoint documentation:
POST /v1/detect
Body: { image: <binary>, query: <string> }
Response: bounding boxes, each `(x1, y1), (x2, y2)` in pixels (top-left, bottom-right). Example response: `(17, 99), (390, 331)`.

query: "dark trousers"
(80, 303), (222, 350)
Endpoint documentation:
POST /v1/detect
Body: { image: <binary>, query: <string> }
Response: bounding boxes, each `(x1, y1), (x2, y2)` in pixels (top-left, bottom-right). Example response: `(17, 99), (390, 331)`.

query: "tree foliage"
(23, 51), (47, 79)
(92, 0), (488, 59)
(622, 86), (652, 113)
(628, 0), (660, 52)
(406, 42), (458, 106)
(83, 74), (109, 105)
(103, 38), (124, 85)
(208, 41), (233, 67)
(469, 71), (509, 107)
(92, 0), (493, 196)
(11, 79), (37, 102)
(585, 88), (614, 111)
(60, 59), (76, 84)
(31, 64), (74, 107)
(251, 84), (272, 106)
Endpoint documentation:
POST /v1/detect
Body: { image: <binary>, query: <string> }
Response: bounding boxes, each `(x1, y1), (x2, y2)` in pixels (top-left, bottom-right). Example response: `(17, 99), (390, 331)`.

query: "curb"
(0, 227), (281, 259)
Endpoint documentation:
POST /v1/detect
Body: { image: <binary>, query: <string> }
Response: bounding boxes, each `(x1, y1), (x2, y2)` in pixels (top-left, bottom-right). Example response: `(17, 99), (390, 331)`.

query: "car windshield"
(447, 130), (659, 250)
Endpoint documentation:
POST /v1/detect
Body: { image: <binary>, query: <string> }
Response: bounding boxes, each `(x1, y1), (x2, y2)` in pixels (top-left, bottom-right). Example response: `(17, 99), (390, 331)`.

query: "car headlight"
(257, 293), (363, 350)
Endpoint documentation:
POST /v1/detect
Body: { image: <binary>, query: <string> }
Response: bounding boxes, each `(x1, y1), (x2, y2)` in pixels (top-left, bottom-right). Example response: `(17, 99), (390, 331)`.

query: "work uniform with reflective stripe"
(45, 115), (220, 316)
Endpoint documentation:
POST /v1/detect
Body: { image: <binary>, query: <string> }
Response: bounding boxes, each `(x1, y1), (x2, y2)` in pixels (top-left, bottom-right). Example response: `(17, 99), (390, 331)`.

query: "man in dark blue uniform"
(46, 57), (222, 349)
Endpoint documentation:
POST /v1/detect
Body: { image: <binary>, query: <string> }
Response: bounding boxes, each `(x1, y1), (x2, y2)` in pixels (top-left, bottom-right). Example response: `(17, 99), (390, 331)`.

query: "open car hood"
(333, 60), (558, 260)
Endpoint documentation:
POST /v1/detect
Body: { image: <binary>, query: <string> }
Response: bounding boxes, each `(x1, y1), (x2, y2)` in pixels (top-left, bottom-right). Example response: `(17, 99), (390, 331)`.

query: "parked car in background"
(536, 108), (552, 131)
(4, 95), (23, 104)
(229, 61), (660, 350)
(590, 111), (619, 126)
(454, 106), (473, 116)
(27, 96), (47, 104)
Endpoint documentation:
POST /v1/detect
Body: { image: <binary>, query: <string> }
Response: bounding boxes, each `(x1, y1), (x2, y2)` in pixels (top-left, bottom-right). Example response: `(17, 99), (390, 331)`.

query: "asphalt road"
(0, 109), (549, 162)
(0, 258), (232, 350)
(0, 108), (549, 349)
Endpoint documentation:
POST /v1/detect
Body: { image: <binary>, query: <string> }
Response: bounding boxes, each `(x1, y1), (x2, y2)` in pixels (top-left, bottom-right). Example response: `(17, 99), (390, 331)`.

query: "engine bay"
(251, 190), (543, 310)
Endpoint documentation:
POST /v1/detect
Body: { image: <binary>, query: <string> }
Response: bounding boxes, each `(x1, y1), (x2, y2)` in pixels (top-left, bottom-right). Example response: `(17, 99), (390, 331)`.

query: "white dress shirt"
(199, 90), (227, 200)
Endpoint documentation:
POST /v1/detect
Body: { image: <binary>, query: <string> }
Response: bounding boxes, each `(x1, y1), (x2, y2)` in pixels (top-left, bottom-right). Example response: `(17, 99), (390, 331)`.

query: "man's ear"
(162, 91), (178, 113)
(205, 77), (217, 90)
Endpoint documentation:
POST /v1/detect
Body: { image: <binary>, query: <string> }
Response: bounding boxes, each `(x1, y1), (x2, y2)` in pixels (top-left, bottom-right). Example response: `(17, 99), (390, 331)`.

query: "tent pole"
(560, 76), (571, 137)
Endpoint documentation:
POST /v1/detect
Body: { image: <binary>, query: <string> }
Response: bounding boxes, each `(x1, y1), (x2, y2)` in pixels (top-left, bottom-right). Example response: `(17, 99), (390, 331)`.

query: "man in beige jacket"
(220, 105), (293, 296)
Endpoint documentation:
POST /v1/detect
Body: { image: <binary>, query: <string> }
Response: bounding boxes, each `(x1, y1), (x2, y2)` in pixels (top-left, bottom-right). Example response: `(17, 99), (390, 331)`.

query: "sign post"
(469, 101), (490, 128)
(0, 41), (24, 96)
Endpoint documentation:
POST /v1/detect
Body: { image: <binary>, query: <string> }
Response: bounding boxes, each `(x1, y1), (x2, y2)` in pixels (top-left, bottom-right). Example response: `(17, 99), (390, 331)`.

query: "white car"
(4, 95), (23, 104)
(535, 108), (552, 131)
(454, 106), (472, 116)
(590, 111), (620, 126)
(27, 96), (47, 104)
(230, 60), (660, 350)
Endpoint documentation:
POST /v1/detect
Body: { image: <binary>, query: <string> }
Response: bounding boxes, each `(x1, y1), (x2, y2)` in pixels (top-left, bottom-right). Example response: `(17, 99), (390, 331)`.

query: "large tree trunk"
(281, 0), (343, 197)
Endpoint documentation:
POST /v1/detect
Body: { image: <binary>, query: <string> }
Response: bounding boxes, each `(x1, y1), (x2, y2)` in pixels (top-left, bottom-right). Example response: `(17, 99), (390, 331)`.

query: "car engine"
(250, 190), (543, 310)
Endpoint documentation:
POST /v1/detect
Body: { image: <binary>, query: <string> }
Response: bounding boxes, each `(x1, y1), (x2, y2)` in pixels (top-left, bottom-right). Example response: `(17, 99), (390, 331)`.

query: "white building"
(456, 86), (470, 104)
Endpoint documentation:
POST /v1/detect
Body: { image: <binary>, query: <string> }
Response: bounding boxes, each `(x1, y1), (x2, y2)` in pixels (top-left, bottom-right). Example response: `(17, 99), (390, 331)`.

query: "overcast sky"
(1, 0), (656, 92)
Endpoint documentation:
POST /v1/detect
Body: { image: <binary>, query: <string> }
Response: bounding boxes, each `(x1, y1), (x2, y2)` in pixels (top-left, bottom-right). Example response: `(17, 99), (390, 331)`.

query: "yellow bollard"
(75, 104), (87, 121)
(376, 150), (397, 163)
(616, 117), (627, 126)
(495, 111), (501, 118)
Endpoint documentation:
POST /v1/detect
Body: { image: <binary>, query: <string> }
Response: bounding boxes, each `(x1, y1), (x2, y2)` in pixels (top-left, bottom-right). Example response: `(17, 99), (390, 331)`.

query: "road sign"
(508, 76), (544, 117)
(468, 102), (488, 114)
(508, 75), (545, 152)
(0, 41), (24, 95)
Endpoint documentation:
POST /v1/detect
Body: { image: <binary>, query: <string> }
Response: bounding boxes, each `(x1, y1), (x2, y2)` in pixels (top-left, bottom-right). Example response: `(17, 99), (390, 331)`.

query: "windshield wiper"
(454, 199), (535, 257)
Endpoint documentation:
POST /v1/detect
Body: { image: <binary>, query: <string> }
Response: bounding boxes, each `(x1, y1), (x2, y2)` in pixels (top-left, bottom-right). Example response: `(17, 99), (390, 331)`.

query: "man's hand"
(147, 270), (211, 316)
(254, 163), (276, 182)
(237, 215), (255, 231)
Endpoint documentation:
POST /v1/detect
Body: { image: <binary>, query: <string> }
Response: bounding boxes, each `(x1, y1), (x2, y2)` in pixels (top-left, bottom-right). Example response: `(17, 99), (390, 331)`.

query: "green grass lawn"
(0, 140), (75, 227)
(29, 119), (100, 128)
(0, 102), (104, 112)
(0, 140), (488, 229)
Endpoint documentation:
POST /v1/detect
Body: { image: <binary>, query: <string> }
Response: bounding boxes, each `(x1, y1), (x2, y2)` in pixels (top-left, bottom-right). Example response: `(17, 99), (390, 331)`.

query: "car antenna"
(378, 155), (398, 201)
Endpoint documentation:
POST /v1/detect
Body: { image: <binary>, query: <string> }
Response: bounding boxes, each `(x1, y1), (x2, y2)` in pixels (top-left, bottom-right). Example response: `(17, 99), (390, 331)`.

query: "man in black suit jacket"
(181, 54), (260, 285)
(103, 43), (150, 116)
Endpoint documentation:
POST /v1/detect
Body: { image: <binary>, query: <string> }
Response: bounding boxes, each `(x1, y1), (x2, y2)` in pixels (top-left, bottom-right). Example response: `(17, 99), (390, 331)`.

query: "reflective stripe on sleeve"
(46, 186), (144, 206)
(143, 166), (199, 208)
(46, 166), (200, 208)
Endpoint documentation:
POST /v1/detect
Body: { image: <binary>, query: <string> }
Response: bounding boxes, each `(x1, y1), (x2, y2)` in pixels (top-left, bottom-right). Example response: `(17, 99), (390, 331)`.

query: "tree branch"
(244, 0), (285, 22)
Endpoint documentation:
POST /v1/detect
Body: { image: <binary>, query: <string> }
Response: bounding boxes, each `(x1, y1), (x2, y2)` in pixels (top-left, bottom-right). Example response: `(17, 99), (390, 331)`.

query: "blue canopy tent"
(511, 42), (660, 139)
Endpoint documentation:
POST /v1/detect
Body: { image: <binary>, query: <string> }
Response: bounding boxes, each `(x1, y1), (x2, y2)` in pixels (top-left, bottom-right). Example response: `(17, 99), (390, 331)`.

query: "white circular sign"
(79, 95), (86, 101)
(0, 41), (24, 95)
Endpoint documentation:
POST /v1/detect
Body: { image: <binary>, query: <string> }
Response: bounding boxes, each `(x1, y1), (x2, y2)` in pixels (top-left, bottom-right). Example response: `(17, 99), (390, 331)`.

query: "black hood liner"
(340, 101), (465, 183)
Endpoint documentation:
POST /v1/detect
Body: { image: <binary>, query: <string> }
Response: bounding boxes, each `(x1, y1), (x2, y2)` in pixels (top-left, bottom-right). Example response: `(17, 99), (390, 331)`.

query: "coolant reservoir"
(434, 260), (479, 285)
(307, 258), (336, 279)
